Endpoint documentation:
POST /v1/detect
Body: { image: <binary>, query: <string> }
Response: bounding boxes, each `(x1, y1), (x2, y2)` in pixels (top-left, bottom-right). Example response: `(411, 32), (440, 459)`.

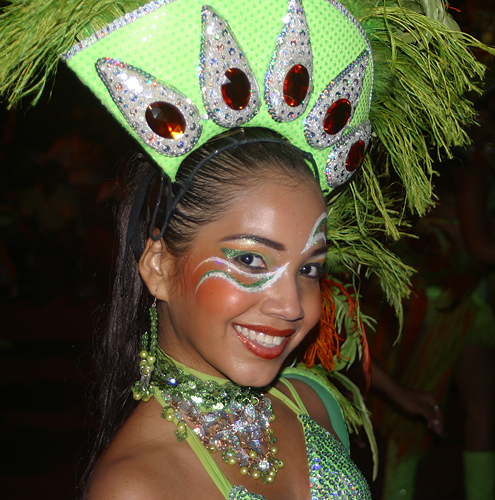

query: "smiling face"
(157, 176), (326, 387)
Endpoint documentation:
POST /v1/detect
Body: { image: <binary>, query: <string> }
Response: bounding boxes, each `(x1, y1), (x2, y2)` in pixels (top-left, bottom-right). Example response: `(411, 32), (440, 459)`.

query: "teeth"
(234, 325), (286, 348)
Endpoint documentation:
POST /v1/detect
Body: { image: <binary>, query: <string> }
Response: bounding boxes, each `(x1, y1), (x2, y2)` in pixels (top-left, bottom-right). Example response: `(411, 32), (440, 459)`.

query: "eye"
(236, 253), (267, 271)
(300, 263), (324, 280)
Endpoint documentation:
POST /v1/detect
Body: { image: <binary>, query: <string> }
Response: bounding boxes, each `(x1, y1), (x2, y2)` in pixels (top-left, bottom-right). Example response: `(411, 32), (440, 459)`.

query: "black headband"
(119, 137), (318, 295)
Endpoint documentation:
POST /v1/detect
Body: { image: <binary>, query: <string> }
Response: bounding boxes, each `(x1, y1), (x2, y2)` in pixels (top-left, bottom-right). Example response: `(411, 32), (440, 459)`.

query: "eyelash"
(223, 249), (324, 279)
(234, 252), (267, 271)
(300, 262), (325, 280)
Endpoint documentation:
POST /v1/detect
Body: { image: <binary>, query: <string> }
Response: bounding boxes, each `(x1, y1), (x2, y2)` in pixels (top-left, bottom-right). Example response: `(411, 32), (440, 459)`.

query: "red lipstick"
(233, 323), (295, 360)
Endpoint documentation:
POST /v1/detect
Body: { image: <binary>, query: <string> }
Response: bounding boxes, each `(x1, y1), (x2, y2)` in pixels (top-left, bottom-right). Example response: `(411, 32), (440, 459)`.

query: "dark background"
(1, 1), (494, 499)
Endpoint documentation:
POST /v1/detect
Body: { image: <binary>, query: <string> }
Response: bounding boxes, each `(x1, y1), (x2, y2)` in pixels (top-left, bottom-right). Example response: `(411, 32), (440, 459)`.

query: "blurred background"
(1, 1), (494, 499)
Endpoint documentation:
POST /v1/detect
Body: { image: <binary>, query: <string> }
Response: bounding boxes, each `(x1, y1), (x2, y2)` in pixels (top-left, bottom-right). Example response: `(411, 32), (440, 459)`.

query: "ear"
(138, 237), (174, 302)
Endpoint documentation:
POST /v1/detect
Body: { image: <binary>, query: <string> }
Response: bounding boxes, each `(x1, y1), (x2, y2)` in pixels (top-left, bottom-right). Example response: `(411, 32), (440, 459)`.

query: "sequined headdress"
(0, 0), (493, 369)
(65, 0), (374, 194)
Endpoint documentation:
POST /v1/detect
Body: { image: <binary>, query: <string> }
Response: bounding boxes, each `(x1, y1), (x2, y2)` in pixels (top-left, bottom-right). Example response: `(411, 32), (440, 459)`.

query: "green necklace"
(150, 349), (285, 483)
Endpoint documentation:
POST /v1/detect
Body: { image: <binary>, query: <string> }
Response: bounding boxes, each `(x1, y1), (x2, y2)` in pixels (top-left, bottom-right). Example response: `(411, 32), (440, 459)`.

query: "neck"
(153, 347), (270, 391)
(150, 347), (284, 483)
(159, 349), (230, 385)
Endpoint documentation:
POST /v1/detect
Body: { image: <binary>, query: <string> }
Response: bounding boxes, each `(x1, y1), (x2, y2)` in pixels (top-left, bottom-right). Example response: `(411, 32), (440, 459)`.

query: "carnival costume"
(145, 347), (372, 499)
(1, 0), (493, 497)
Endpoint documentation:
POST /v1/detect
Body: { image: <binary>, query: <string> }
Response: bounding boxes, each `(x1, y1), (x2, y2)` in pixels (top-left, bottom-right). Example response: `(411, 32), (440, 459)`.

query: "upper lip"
(233, 323), (295, 337)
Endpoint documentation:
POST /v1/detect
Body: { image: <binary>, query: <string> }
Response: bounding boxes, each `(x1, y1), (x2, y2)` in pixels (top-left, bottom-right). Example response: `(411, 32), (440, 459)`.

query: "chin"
(226, 360), (283, 388)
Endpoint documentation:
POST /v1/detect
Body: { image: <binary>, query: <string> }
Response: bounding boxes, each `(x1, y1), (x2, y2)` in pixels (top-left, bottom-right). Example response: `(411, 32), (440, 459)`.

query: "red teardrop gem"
(323, 99), (352, 135)
(221, 68), (251, 110)
(283, 64), (309, 107)
(146, 102), (186, 140)
(345, 140), (366, 172)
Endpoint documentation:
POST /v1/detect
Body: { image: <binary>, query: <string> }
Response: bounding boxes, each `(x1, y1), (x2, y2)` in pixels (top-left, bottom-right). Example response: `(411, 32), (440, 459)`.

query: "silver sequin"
(199, 5), (261, 127)
(96, 58), (202, 157)
(264, 0), (313, 122)
(325, 121), (371, 187)
(304, 51), (369, 149)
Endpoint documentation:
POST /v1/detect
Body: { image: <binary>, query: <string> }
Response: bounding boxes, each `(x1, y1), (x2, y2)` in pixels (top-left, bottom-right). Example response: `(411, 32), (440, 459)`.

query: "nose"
(259, 272), (304, 321)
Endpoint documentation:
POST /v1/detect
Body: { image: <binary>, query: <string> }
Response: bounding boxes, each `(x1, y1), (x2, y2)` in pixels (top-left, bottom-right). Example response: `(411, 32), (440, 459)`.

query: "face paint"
(301, 212), (327, 254)
(194, 255), (288, 293)
(158, 179), (327, 387)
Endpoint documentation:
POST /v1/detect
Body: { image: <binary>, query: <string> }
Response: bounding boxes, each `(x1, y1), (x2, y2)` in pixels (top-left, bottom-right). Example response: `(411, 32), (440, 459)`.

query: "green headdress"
(0, 0), (492, 326)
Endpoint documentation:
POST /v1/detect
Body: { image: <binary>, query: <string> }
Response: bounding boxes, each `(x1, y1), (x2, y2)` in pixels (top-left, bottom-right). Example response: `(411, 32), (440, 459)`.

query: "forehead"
(197, 179), (326, 243)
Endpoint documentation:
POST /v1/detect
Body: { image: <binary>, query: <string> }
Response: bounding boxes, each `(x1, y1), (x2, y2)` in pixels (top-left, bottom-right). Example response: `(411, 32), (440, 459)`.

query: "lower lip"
(234, 326), (292, 360)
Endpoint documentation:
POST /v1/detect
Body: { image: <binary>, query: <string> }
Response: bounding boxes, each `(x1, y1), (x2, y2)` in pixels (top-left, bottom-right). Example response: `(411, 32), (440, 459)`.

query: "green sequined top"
(155, 365), (371, 499)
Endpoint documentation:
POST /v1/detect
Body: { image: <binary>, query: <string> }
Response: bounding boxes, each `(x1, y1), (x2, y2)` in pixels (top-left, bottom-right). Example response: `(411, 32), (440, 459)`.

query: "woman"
(0, 0), (491, 498)
(86, 128), (371, 499)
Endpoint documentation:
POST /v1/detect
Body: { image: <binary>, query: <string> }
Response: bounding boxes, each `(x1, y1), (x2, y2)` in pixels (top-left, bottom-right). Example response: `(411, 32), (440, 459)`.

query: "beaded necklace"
(150, 348), (285, 483)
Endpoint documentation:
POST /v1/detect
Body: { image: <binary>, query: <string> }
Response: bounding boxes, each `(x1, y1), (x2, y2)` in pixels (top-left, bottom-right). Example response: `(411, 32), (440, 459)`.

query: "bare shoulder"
(274, 377), (338, 440)
(86, 455), (163, 500)
(85, 402), (187, 500)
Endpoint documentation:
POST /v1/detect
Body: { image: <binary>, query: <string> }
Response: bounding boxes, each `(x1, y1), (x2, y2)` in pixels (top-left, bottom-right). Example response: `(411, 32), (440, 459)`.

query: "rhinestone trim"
(324, 121), (371, 187)
(264, 0), (313, 123)
(199, 5), (261, 128)
(61, 0), (175, 61)
(96, 58), (202, 156)
(304, 51), (369, 150)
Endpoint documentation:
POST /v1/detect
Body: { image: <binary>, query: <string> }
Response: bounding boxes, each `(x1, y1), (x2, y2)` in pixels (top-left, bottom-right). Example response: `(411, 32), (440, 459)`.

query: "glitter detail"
(325, 122), (371, 188)
(302, 414), (372, 499)
(153, 352), (282, 483)
(301, 212), (327, 254)
(200, 6), (260, 127)
(61, 0), (174, 60)
(304, 51), (369, 149)
(229, 414), (371, 499)
(195, 257), (288, 293)
(264, 0), (313, 122)
(96, 58), (202, 157)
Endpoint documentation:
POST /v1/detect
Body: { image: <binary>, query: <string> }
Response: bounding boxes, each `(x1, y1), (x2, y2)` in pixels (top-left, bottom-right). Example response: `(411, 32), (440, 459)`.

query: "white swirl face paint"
(194, 210), (326, 295)
(195, 255), (288, 293)
(301, 212), (327, 254)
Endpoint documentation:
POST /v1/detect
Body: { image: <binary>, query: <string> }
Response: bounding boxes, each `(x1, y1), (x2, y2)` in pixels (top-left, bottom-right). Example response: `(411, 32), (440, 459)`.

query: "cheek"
(303, 286), (323, 328)
(194, 278), (255, 316)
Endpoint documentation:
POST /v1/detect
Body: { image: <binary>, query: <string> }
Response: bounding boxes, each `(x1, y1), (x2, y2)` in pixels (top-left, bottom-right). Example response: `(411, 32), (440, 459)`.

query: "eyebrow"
(221, 234), (286, 251)
(307, 245), (328, 259)
(221, 234), (328, 258)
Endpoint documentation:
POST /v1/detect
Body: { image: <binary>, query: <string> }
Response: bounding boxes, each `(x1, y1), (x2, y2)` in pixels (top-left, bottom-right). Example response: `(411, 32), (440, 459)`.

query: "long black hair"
(80, 127), (320, 494)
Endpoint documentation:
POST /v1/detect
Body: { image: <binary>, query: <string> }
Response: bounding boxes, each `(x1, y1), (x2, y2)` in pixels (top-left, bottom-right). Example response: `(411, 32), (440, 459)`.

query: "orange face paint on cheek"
(195, 277), (251, 315)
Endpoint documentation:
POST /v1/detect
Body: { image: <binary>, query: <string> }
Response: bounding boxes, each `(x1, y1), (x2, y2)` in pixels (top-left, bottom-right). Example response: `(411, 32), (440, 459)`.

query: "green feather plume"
(362, 1), (493, 217)
(325, 0), (494, 331)
(0, 0), (145, 107)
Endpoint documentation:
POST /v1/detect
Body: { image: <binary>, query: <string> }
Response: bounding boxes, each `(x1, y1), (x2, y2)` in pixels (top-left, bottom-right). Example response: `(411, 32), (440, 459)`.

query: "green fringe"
(329, 369), (379, 480)
(0, 0), (145, 107)
(362, 2), (493, 217)
(319, 274), (374, 371)
(326, 175), (415, 329)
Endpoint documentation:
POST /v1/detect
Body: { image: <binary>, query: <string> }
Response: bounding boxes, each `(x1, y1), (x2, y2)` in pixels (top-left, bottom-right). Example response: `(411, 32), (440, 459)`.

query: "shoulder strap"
(154, 387), (233, 500)
(280, 366), (350, 450)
